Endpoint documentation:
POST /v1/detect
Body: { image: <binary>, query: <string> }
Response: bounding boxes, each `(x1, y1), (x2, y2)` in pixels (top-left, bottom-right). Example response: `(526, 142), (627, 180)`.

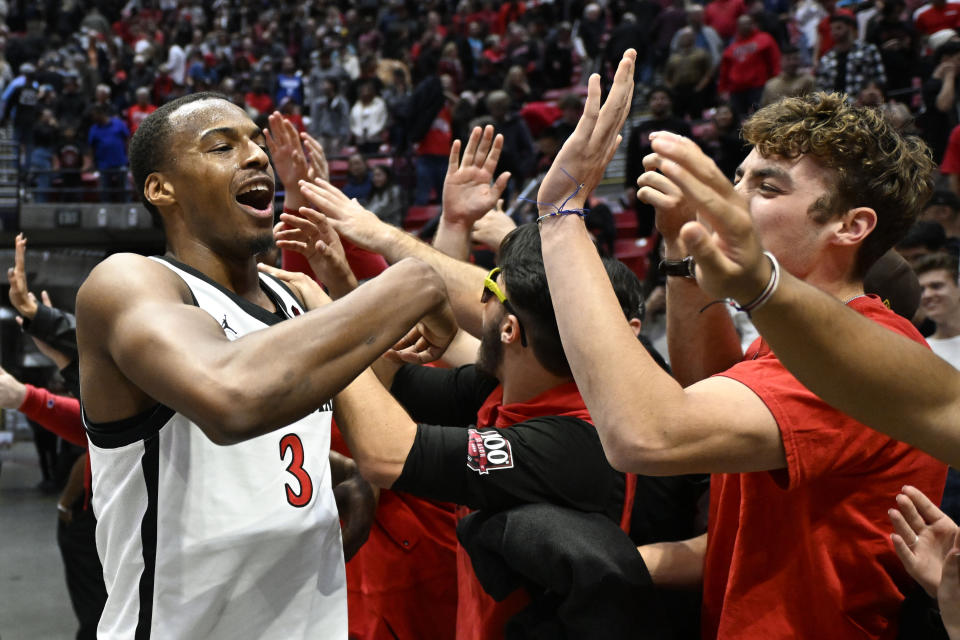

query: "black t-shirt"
(390, 364), (627, 522)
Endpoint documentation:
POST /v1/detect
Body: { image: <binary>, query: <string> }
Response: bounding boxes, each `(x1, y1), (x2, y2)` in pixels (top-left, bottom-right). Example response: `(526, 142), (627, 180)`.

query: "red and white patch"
(466, 428), (514, 475)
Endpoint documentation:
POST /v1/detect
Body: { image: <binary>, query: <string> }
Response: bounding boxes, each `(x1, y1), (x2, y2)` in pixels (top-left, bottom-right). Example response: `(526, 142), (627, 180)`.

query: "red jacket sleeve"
(18, 384), (87, 448)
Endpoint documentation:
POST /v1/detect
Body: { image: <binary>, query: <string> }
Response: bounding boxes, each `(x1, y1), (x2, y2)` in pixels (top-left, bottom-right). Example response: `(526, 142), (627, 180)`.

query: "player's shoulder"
(78, 253), (191, 313)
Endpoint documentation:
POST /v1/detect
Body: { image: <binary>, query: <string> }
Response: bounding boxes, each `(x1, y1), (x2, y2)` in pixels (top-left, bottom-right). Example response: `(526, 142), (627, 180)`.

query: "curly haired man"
(533, 51), (949, 640)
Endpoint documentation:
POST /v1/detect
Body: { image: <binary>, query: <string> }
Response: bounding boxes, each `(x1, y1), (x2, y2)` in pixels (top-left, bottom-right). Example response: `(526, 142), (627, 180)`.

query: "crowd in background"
(2, 0), (960, 218)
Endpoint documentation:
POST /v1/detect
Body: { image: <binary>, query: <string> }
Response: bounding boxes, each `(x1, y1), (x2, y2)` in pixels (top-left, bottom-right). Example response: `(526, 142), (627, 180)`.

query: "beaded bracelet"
(520, 168), (590, 223)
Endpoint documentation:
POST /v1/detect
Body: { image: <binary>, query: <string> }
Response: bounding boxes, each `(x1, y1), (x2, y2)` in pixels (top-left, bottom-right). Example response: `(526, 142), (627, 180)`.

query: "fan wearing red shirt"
(533, 51), (947, 640)
(915, 0), (960, 35)
(718, 15), (781, 116)
(126, 87), (157, 135)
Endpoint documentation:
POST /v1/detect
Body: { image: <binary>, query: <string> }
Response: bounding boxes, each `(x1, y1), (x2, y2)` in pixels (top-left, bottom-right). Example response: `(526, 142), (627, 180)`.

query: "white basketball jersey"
(85, 257), (347, 640)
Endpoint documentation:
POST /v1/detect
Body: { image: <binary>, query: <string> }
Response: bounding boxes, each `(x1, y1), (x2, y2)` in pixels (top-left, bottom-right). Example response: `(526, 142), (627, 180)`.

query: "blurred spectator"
(624, 87), (692, 236)
(1, 62), (39, 167)
(664, 27), (715, 120)
(897, 220), (949, 266)
(245, 75), (275, 117)
(671, 5), (724, 66)
(815, 14), (887, 98)
(652, 0), (695, 73)
(126, 87), (156, 136)
(543, 22), (576, 89)
(503, 65), (534, 110)
(343, 152), (373, 203)
(486, 89), (535, 199)
(128, 55), (154, 97)
(718, 15), (781, 117)
(705, 0), (749, 41)
(865, 1), (918, 97)
(86, 105), (129, 203)
(794, 0), (827, 60)
(438, 42), (464, 92)
(187, 52), (219, 92)
(367, 165), (405, 227)
(606, 12), (651, 84)
(920, 191), (960, 248)
(350, 79), (388, 153)
(548, 93), (585, 146)
(577, 3), (606, 76)
(414, 80), (453, 205)
(695, 102), (749, 180)
(855, 80), (887, 106)
(383, 67), (412, 148)
(30, 108), (58, 203)
(761, 45), (815, 105)
(914, 0), (960, 36)
(276, 56), (304, 107)
(166, 26), (189, 87)
(309, 77), (351, 156)
(922, 38), (960, 162)
(56, 127), (83, 198)
(814, 0), (855, 60)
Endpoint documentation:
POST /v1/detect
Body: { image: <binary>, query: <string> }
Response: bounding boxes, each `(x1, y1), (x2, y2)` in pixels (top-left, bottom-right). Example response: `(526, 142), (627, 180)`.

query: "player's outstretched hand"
(275, 207), (358, 299)
(536, 50), (635, 221)
(645, 131), (770, 305)
(0, 365), (26, 409)
(386, 300), (458, 365)
(8, 233), (38, 320)
(257, 263), (332, 311)
(442, 125), (511, 228)
(889, 485), (960, 599)
(299, 178), (392, 253)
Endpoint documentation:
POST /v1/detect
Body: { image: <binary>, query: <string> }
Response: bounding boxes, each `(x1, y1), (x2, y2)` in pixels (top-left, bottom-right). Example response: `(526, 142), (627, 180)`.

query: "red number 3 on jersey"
(279, 433), (314, 508)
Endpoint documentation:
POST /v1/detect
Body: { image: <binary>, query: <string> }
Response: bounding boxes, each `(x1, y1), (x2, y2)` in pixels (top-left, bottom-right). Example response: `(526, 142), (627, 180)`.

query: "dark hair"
(914, 252), (959, 282)
(602, 257), (646, 322)
(497, 224), (644, 377)
(649, 85), (673, 102)
(129, 92), (231, 226)
(897, 221), (947, 251)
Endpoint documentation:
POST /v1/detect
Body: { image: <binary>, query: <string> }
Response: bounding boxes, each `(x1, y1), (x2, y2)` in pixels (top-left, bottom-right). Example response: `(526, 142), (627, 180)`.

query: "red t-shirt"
(417, 105), (453, 157)
(941, 124), (960, 173)
(127, 104), (157, 135)
(915, 2), (960, 35)
(718, 29), (782, 93)
(705, 0), (747, 40)
(703, 295), (948, 640)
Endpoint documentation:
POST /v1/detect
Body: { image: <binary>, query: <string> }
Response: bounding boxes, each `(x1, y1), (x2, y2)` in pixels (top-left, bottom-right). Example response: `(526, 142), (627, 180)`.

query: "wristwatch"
(658, 256), (697, 279)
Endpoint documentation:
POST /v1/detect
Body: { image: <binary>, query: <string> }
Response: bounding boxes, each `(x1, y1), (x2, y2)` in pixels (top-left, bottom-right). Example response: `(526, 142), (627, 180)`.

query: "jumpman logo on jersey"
(221, 315), (237, 336)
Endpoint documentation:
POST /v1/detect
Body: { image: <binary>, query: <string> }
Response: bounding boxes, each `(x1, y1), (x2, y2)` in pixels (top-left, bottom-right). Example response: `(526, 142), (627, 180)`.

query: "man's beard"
(247, 231), (275, 258)
(475, 311), (505, 379)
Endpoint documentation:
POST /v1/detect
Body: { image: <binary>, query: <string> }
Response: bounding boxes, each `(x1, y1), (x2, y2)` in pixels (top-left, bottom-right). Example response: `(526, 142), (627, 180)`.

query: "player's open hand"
(442, 125), (511, 227)
(537, 50), (635, 222)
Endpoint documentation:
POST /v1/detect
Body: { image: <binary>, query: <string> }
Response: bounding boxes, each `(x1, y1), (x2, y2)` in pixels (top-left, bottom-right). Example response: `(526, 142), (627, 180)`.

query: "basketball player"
(75, 92), (456, 638)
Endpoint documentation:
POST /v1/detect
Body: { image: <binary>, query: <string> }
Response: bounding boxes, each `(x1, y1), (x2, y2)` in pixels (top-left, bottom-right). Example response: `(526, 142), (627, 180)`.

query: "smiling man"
(75, 92), (456, 639)
(534, 50), (948, 638)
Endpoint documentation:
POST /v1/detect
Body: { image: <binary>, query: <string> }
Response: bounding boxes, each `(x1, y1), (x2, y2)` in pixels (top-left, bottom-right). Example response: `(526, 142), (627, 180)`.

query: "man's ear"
(628, 317), (642, 337)
(144, 172), (176, 210)
(834, 207), (877, 247)
(501, 314), (522, 345)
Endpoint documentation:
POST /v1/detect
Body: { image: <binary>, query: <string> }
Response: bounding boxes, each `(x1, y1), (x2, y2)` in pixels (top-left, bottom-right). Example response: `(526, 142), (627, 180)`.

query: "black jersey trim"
(259, 270), (304, 311)
(83, 403), (176, 450)
(135, 434), (159, 639)
(155, 256), (290, 326)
